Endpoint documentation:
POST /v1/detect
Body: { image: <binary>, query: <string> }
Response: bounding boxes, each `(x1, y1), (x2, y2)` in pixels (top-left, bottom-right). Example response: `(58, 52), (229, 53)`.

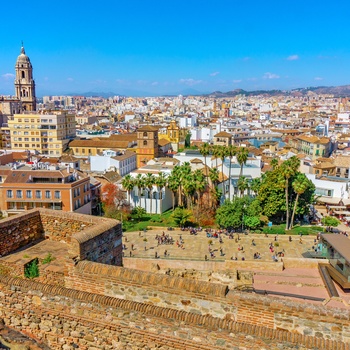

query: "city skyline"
(1, 0), (350, 96)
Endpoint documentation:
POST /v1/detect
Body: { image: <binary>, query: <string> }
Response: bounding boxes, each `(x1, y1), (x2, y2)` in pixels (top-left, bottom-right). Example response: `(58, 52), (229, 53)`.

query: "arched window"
(143, 132), (148, 137)
(21, 71), (25, 79)
(143, 140), (148, 146)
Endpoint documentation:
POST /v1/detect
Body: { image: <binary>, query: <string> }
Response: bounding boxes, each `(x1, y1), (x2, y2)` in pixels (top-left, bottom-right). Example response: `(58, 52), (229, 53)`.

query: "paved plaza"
(122, 228), (318, 261)
(122, 227), (350, 308)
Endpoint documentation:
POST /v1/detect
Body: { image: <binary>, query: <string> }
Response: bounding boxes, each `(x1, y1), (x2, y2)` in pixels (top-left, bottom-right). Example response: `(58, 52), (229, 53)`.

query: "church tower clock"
(14, 45), (36, 111)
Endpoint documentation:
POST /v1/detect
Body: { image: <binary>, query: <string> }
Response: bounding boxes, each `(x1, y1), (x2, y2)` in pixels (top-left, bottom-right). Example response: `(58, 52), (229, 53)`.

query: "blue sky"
(1, 0), (350, 96)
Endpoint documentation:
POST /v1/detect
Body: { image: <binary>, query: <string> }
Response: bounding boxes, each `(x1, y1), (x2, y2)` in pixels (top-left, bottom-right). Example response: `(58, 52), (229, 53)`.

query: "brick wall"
(0, 211), (43, 257)
(1, 276), (349, 350)
(64, 261), (350, 344)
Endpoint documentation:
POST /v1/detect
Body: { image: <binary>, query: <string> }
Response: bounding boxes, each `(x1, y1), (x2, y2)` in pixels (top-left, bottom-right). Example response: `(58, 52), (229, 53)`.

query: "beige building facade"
(4, 112), (75, 156)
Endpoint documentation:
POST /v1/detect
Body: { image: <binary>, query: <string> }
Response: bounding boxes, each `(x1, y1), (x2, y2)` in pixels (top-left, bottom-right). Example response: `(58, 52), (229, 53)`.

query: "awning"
(329, 206), (346, 210)
(316, 196), (342, 205)
(336, 211), (350, 215)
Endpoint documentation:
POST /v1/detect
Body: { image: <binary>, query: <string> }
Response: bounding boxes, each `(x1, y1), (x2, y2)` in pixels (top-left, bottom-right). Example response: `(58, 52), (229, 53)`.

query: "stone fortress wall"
(0, 209), (350, 349)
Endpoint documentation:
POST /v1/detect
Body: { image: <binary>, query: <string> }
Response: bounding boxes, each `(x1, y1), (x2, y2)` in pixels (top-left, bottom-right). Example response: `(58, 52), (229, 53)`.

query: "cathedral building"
(14, 45), (36, 111)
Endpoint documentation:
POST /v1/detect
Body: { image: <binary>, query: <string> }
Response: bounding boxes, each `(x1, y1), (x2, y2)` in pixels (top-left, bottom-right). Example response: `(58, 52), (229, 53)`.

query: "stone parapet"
(0, 276), (349, 349)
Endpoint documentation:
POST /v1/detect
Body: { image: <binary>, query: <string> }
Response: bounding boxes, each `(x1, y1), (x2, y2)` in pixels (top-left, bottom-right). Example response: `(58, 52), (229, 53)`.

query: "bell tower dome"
(14, 44), (36, 111)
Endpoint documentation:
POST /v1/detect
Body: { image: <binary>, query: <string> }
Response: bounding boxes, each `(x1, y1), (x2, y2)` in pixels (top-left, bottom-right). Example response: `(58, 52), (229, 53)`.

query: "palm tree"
(155, 172), (167, 214)
(290, 173), (310, 229)
(237, 176), (249, 198)
(121, 174), (135, 206)
(179, 162), (191, 207)
(199, 142), (210, 185)
(227, 145), (237, 200)
(193, 169), (206, 204)
(135, 174), (145, 207)
(236, 147), (249, 177)
(218, 146), (229, 198)
(250, 178), (261, 197)
(144, 173), (155, 214)
(167, 174), (179, 210)
(212, 145), (220, 169)
(280, 157), (300, 230)
(183, 173), (195, 209)
(209, 167), (219, 189)
(270, 158), (279, 170)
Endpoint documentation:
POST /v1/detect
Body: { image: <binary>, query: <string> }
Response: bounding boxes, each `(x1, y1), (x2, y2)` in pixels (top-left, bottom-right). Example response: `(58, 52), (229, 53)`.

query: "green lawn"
(122, 210), (176, 232)
(260, 224), (322, 236)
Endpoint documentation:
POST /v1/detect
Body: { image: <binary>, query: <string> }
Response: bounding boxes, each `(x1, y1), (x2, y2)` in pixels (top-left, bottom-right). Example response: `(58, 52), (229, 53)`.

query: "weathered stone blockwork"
(65, 261), (350, 345)
(1, 276), (349, 350)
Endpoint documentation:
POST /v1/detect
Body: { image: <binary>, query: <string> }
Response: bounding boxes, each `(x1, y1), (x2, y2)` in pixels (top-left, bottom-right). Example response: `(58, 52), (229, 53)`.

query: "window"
(26, 190), (32, 198)
(143, 140), (148, 146)
(36, 190), (42, 199)
(143, 132), (147, 137)
(45, 191), (51, 199)
(54, 191), (61, 199)
(16, 190), (22, 198)
(7, 190), (13, 198)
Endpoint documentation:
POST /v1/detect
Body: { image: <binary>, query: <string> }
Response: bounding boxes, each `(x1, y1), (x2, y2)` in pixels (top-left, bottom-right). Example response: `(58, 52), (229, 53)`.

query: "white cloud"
(247, 77), (257, 81)
(314, 77), (323, 81)
(67, 77), (74, 81)
(263, 72), (280, 79)
(44, 77), (49, 81)
(151, 81), (159, 86)
(2, 73), (15, 80)
(179, 78), (203, 86)
(242, 57), (250, 61)
(287, 55), (299, 61)
(137, 80), (147, 85)
(233, 79), (242, 83)
(210, 71), (220, 76)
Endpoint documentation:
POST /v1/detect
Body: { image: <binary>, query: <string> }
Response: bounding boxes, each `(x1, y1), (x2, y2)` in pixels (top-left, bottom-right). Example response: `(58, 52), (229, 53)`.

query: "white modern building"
(90, 150), (137, 176)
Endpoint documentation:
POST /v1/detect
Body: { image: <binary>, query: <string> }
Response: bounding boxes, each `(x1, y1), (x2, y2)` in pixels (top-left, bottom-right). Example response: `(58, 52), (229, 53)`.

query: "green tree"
(237, 176), (249, 198)
(270, 158), (279, 170)
(185, 131), (192, 148)
(227, 145), (237, 200)
(258, 157), (313, 225)
(172, 207), (192, 227)
(216, 198), (244, 229)
(135, 174), (145, 207)
(290, 173), (313, 229)
(236, 147), (249, 177)
(279, 157), (300, 230)
(144, 173), (155, 213)
(212, 145), (220, 169)
(244, 216), (261, 230)
(321, 216), (340, 229)
(217, 146), (228, 198)
(121, 174), (135, 205)
(167, 173), (179, 210)
(132, 206), (146, 221)
(250, 178), (261, 196)
(199, 142), (210, 185)
(155, 172), (167, 214)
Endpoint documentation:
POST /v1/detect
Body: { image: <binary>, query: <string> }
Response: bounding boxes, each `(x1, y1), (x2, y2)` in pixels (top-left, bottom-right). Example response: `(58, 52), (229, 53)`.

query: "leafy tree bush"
(321, 216), (340, 228)
(24, 259), (39, 279)
(172, 207), (192, 227)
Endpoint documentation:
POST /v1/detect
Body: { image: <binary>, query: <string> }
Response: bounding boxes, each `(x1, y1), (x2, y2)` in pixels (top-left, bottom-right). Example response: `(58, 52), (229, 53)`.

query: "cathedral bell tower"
(14, 45), (36, 111)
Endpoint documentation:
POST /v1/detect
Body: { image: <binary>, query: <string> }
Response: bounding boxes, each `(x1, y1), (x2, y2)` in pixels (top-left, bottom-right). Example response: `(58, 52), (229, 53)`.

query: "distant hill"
(206, 85), (350, 98)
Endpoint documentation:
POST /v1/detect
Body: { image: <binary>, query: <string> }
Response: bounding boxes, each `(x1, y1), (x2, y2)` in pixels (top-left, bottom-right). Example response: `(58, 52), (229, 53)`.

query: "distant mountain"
(206, 85), (350, 98)
(65, 91), (120, 98)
